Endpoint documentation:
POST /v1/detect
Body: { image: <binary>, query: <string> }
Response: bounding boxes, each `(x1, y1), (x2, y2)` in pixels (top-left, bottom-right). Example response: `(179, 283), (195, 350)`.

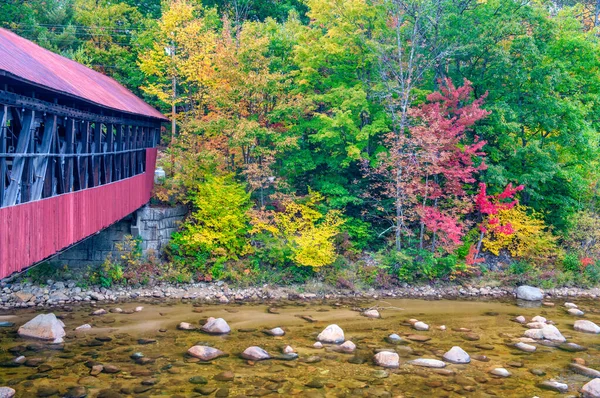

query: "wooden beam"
(0, 105), (6, 206)
(64, 118), (75, 192)
(3, 109), (35, 206)
(123, 125), (131, 178)
(105, 123), (114, 184)
(92, 122), (102, 187)
(30, 114), (57, 201)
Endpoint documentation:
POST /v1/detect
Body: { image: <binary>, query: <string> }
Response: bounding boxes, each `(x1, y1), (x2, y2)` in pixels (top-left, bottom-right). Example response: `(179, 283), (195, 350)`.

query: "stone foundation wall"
(48, 205), (187, 268)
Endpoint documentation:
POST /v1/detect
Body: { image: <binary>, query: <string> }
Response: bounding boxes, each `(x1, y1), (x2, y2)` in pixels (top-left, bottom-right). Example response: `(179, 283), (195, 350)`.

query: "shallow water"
(0, 297), (598, 397)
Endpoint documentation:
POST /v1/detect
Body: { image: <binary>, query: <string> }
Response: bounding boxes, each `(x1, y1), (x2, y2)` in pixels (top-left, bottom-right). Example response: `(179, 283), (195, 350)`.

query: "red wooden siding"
(0, 148), (157, 278)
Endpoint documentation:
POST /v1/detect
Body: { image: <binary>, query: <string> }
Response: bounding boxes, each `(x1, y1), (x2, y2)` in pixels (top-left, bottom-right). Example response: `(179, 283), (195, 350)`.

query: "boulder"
(564, 302), (578, 309)
(408, 358), (446, 368)
(538, 380), (568, 393)
(363, 309), (380, 319)
(75, 324), (91, 331)
(0, 387), (15, 398)
(201, 318), (231, 335)
(14, 292), (33, 303)
(442, 346), (470, 364)
(91, 309), (106, 316)
(514, 315), (526, 324)
(178, 322), (196, 331)
(313, 342), (323, 349)
(531, 315), (547, 323)
(283, 346), (295, 354)
(490, 368), (511, 377)
(574, 320), (600, 334)
(582, 378), (600, 398)
(17, 314), (65, 343)
(526, 322), (546, 329)
(373, 351), (399, 368)
(568, 308), (585, 316)
(241, 346), (271, 361)
(317, 324), (344, 344)
(413, 321), (429, 331)
(338, 341), (356, 353)
(515, 286), (543, 301)
(569, 363), (600, 378)
(187, 346), (227, 361)
(264, 327), (285, 337)
(514, 342), (536, 353)
(385, 334), (405, 344)
(524, 325), (565, 342)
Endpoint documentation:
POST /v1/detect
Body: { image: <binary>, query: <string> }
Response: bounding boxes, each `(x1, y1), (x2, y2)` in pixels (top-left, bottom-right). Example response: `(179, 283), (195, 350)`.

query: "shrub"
(482, 205), (560, 264)
(170, 175), (252, 271)
(251, 191), (344, 269)
(562, 252), (581, 273)
(564, 210), (600, 258)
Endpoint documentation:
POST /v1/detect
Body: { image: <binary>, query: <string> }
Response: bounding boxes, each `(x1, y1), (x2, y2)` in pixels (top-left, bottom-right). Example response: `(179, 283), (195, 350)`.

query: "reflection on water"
(0, 297), (597, 397)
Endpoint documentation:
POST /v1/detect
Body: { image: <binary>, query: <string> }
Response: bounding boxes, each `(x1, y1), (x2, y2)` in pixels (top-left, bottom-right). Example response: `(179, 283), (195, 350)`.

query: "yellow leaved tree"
(251, 192), (344, 269)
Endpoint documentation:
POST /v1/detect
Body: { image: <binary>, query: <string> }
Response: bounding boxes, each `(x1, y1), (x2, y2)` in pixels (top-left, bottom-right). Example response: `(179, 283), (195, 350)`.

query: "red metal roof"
(0, 28), (167, 121)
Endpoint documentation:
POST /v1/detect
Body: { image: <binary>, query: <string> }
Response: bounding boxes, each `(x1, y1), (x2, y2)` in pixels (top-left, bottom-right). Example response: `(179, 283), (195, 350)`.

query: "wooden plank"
(31, 114), (57, 201)
(3, 109), (35, 206)
(105, 123), (114, 183)
(115, 124), (123, 180)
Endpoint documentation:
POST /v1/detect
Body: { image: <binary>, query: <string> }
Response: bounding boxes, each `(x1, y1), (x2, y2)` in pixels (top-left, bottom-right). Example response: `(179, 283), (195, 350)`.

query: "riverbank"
(2, 278), (600, 309)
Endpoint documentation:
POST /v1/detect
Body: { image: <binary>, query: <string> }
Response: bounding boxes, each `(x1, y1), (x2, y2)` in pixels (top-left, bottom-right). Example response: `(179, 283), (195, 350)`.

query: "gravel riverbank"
(1, 279), (600, 309)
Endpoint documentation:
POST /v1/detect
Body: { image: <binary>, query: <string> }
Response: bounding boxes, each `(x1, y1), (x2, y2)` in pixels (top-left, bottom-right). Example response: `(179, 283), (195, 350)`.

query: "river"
(0, 297), (596, 397)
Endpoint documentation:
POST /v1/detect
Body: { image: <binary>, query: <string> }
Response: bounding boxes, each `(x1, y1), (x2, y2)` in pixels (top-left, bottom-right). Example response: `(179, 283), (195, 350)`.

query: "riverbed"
(0, 297), (597, 397)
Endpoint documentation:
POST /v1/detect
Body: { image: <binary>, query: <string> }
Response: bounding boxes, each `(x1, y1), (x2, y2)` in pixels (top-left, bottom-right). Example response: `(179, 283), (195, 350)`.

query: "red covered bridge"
(0, 28), (167, 278)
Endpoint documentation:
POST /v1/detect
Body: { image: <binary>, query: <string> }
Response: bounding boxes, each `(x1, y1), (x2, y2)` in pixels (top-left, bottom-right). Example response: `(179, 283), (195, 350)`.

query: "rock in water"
(515, 286), (543, 301)
(582, 379), (600, 398)
(564, 302), (578, 308)
(187, 346), (227, 361)
(569, 363), (600, 378)
(568, 308), (585, 316)
(338, 341), (356, 353)
(525, 325), (565, 342)
(538, 380), (568, 393)
(201, 318), (231, 335)
(514, 342), (536, 353)
(17, 314), (65, 343)
(75, 324), (91, 331)
(574, 320), (600, 334)
(317, 324), (345, 344)
(408, 358), (447, 368)
(264, 327), (285, 336)
(442, 346), (470, 364)
(0, 387), (15, 398)
(178, 322), (196, 331)
(241, 346), (271, 361)
(514, 315), (526, 324)
(373, 351), (399, 368)
(413, 321), (429, 331)
(490, 368), (511, 377)
(363, 309), (380, 318)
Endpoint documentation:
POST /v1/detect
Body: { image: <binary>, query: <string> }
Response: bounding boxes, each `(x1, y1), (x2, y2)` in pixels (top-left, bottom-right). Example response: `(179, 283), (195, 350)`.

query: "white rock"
(91, 309), (106, 316)
(283, 346), (295, 354)
(413, 321), (429, 331)
(338, 340), (356, 353)
(442, 346), (470, 364)
(574, 320), (600, 334)
(187, 345), (226, 361)
(514, 342), (536, 352)
(514, 315), (527, 324)
(374, 351), (400, 368)
(265, 327), (285, 336)
(582, 378), (600, 398)
(531, 316), (547, 323)
(17, 313), (65, 343)
(564, 302), (578, 309)
(75, 324), (92, 331)
(0, 387), (15, 398)
(241, 346), (271, 361)
(317, 324), (345, 344)
(363, 309), (380, 319)
(540, 325), (566, 342)
(408, 358), (447, 368)
(568, 308), (585, 316)
(135, 306), (143, 312)
(490, 368), (511, 377)
(438, 325), (446, 331)
(524, 329), (544, 339)
(538, 380), (568, 393)
(201, 317), (231, 335)
(313, 342), (323, 349)
(516, 286), (543, 301)
(178, 322), (196, 330)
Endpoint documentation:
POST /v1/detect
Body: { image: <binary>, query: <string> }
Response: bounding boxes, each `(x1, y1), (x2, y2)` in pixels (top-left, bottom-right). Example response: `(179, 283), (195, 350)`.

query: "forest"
(6, 0), (600, 289)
